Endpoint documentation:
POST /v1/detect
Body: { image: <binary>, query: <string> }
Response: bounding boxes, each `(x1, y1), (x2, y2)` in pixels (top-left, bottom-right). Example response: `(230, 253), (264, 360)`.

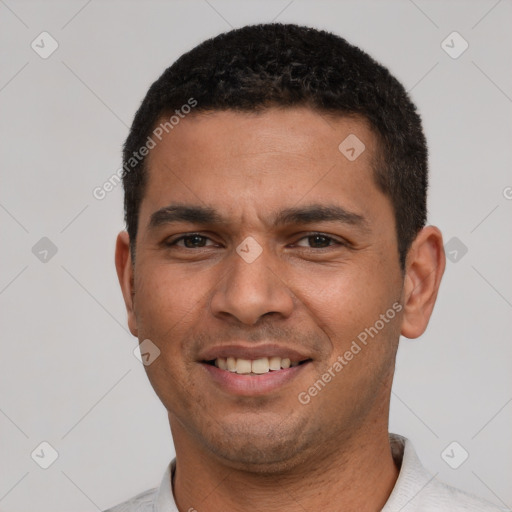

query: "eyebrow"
(148, 203), (369, 232)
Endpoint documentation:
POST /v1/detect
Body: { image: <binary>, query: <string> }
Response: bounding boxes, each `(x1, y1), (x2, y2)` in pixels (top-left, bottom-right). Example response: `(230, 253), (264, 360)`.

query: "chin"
(202, 419), (311, 473)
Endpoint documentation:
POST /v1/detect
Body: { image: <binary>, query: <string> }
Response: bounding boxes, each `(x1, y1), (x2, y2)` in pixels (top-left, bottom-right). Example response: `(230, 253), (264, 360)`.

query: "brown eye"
(295, 233), (342, 249)
(167, 234), (213, 248)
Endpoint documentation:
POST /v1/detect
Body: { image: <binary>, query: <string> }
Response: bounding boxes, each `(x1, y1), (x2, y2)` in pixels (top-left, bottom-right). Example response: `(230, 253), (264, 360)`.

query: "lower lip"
(201, 362), (310, 396)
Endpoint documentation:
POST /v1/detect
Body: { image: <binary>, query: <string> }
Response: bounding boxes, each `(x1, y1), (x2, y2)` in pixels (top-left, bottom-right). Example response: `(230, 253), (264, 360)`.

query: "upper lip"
(198, 344), (311, 362)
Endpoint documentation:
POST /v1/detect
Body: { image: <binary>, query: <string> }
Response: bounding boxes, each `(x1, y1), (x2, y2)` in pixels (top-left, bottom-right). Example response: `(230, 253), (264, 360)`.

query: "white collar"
(151, 433), (417, 511)
(149, 433), (498, 511)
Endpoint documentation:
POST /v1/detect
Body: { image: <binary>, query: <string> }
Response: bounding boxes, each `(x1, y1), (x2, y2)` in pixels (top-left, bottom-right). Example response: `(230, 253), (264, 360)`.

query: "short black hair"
(122, 23), (428, 270)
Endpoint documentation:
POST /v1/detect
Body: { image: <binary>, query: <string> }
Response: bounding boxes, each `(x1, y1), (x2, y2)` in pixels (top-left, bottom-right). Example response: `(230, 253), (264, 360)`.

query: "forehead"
(141, 107), (386, 225)
(148, 107), (377, 165)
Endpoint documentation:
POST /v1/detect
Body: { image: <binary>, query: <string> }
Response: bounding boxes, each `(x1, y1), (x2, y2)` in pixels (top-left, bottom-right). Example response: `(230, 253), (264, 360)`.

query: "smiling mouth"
(203, 357), (312, 375)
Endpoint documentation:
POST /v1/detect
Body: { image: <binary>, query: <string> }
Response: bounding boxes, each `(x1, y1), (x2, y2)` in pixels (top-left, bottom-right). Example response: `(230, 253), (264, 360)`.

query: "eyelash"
(165, 232), (346, 250)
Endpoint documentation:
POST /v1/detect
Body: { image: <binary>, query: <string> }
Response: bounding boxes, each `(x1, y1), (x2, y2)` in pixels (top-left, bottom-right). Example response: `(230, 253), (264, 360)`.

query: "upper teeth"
(214, 357), (300, 374)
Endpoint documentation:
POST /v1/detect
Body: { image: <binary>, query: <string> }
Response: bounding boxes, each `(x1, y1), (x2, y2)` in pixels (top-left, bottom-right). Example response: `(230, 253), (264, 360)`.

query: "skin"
(116, 107), (445, 512)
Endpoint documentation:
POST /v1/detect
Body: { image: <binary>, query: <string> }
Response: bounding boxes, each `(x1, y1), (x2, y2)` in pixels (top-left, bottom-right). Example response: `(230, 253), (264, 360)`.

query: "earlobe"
(115, 231), (138, 337)
(400, 226), (446, 339)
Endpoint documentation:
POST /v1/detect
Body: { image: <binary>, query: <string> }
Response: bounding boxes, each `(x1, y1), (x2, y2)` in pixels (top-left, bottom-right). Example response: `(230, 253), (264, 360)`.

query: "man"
(109, 23), (504, 511)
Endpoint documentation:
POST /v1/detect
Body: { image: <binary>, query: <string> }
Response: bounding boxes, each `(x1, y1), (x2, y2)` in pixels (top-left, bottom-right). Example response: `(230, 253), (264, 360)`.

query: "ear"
(401, 226), (446, 339)
(115, 231), (138, 337)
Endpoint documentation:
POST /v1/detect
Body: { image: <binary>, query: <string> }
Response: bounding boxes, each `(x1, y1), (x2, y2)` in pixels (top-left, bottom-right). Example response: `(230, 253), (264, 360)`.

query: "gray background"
(1, 0), (511, 510)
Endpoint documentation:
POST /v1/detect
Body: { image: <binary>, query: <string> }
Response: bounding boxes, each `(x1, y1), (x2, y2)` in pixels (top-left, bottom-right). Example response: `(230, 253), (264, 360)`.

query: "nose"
(209, 243), (295, 326)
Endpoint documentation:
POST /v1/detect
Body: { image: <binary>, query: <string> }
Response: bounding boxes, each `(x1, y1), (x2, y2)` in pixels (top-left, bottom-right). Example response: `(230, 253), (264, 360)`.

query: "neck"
(169, 420), (399, 512)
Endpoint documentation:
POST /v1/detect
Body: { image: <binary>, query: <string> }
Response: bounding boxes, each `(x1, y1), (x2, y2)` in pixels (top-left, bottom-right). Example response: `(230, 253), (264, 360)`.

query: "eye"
(294, 233), (344, 249)
(164, 232), (346, 250)
(166, 233), (216, 249)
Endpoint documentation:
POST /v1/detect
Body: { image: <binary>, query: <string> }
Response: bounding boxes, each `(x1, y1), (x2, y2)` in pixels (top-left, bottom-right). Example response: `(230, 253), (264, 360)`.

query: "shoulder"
(385, 434), (507, 512)
(102, 486), (158, 512)
(410, 477), (507, 512)
(102, 461), (175, 512)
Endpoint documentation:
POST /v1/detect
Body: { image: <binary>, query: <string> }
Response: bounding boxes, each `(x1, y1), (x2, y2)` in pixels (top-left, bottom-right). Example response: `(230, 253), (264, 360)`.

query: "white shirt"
(103, 434), (506, 511)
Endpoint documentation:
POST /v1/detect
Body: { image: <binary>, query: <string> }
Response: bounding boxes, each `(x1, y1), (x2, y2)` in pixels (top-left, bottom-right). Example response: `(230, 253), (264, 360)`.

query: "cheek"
(299, 262), (398, 350)
(312, 264), (376, 313)
(134, 267), (206, 408)
(133, 265), (204, 342)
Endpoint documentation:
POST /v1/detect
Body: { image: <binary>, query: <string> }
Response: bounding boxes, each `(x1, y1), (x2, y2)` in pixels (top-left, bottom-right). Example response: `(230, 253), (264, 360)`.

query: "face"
(118, 107), (409, 472)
